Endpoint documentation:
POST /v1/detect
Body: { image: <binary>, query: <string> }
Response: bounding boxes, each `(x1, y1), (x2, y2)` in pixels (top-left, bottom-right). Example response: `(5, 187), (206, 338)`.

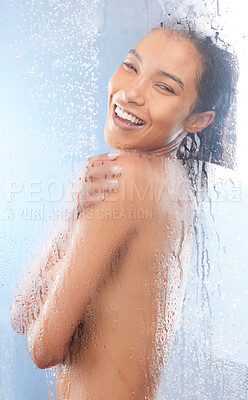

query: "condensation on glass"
(1, 0), (247, 399)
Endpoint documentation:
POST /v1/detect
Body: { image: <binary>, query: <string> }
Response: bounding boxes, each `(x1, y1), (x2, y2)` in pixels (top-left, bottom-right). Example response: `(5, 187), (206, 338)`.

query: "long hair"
(155, 22), (239, 172)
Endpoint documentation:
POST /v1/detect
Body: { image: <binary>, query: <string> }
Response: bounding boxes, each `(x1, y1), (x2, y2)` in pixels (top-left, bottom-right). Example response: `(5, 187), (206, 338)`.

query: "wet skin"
(104, 28), (214, 152)
(56, 153), (195, 400)
(20, 29), (214, 399)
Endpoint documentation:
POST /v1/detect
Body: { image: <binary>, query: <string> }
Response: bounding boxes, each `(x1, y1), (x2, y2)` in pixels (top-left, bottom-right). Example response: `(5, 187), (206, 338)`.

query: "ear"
(184, 111), (215, 133)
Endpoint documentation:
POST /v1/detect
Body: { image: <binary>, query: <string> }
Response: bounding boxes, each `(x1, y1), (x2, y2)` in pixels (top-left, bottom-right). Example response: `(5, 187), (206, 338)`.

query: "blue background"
(0, 0), (247, 398)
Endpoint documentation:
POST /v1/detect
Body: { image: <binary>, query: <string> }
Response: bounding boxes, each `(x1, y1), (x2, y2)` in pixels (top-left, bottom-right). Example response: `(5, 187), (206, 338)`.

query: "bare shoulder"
(110, 151), (152, 176)
(97, 152), (156, 208)
(88, 151), (196, 216)
(111, 153), (193, 204)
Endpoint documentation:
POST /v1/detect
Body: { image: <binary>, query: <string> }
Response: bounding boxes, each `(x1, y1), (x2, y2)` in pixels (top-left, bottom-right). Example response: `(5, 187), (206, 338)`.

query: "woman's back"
(56, 154), (196, 400)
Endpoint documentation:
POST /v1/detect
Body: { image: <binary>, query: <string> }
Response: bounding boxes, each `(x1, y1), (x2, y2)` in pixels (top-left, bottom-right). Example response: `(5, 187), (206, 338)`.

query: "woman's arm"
(26, 154), (154, 369)
(10, 153), (121, 335)
(10, 223), (73, 334)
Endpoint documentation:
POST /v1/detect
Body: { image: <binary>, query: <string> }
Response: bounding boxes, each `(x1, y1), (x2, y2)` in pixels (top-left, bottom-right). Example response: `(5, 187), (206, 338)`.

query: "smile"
(115, 104), (145, 125)
(112, 104), (146, 131)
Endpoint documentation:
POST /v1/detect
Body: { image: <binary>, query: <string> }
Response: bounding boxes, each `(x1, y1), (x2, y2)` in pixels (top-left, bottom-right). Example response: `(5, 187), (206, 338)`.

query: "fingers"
(85, 164), (122, 182)
(75, 152), (121, 212)
(86, 151), (119, 167)
(84, 152), (122, 182)
(81, 179), (119, 196)
(77, 180), (118, 211)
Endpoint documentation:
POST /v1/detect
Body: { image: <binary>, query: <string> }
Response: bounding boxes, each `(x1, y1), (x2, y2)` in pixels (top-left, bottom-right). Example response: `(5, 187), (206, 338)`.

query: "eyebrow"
(127, 48), (185, 90)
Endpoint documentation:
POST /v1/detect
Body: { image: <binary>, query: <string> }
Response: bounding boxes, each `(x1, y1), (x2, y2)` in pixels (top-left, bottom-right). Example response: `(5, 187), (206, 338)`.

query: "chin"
(104, 128), (123, 150)
(105, 139), (126, 151)
(104, 130), (114, 148)
(104, 126), (141, 151)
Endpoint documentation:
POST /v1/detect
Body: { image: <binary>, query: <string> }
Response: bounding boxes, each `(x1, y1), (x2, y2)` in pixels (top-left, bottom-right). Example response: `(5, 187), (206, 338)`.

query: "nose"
(121, 77), (146, 106)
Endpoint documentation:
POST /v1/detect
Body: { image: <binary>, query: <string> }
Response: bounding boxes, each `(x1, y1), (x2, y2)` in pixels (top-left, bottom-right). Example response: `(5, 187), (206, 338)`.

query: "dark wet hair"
(154, 21), (239, 170)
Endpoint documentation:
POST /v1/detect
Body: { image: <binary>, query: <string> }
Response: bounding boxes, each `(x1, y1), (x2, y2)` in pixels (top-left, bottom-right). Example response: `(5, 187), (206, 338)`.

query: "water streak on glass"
(1, 0), (247, 399)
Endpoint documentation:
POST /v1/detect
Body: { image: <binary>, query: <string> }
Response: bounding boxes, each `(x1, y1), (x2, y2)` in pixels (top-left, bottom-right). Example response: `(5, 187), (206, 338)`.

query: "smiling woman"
(10, 20), (239, 400)
(104, 28), (217, 156)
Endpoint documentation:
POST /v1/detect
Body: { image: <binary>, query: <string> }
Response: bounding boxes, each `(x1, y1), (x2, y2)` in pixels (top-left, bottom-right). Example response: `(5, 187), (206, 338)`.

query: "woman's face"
(104, 28), (202, 151)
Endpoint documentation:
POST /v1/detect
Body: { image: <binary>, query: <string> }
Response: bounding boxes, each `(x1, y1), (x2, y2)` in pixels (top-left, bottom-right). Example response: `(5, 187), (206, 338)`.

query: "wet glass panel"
(1, 0), (247, 399)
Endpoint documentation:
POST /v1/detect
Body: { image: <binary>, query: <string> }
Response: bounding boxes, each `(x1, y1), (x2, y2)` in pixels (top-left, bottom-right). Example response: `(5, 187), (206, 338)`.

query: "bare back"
(56, 155), (195, 400)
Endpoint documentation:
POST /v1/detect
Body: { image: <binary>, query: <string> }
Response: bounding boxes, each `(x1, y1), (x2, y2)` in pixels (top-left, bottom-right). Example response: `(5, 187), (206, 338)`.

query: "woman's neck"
(114, 130), (187, 159)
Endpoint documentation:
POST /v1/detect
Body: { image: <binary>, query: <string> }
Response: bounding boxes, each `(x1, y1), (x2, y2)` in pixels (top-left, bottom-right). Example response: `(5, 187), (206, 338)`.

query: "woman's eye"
(122, 61), (137, 72)
(156, 84), (175, 94)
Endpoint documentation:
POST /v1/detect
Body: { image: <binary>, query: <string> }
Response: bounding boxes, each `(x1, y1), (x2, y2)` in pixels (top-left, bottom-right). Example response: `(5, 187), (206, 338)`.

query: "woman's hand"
(11, 152), (122, 335)
(76, 152), (122, 213)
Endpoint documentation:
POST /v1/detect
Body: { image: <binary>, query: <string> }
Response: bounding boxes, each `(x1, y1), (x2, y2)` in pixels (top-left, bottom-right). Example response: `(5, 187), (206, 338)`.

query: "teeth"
(115, 106), (144, 125)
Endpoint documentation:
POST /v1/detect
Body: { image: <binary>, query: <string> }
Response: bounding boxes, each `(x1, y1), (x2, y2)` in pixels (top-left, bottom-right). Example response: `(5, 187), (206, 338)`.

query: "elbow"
(27, 323), (68, 369)
(28, 344), (49, 369)
(28, 336), (64, 369)
(29, 346), (58, 370)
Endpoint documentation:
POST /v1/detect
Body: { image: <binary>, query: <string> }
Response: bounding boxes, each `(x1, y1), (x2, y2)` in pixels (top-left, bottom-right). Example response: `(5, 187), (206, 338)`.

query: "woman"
(11, 23), (238, 399)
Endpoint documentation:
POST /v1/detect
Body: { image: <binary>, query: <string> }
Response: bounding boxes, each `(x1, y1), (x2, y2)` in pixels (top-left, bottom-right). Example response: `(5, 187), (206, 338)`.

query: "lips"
(112, 105), (146, 131)
(115, 103), (145, 124)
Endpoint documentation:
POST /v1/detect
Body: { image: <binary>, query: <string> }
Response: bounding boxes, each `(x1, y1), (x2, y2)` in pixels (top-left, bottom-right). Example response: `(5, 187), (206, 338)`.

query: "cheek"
(151, 102), (181, 127)
(108, 67), (133, 99)
(107, 73), (117, 98)
(108, 78), (114, 98)
(108, 68), (122, 92)
(107, 78), (116, 110)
